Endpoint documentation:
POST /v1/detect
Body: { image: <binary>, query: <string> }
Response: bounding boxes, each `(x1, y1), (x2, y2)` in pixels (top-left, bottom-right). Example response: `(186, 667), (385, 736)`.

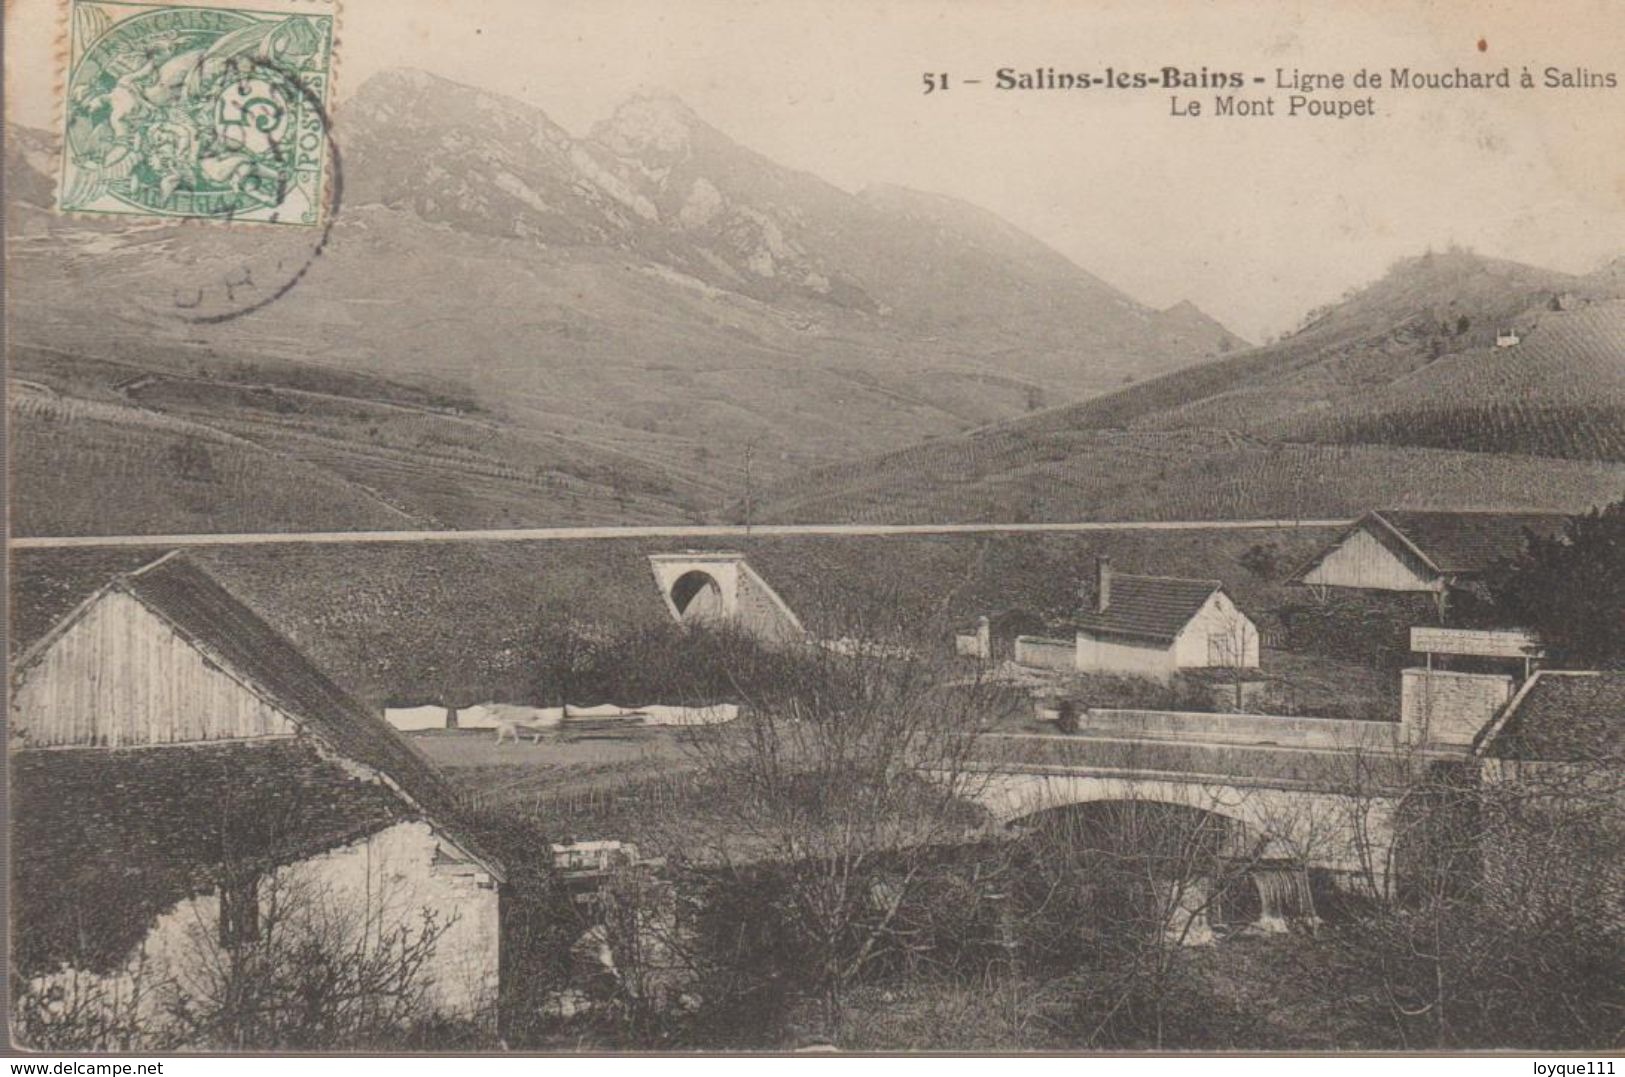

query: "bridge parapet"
(1042, 707), (1409, 752)
(967, 731), (1418, 795)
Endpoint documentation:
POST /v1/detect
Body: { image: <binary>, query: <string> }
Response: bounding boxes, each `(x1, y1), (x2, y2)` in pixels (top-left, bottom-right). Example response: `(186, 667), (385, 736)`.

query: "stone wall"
(735, 565), (804, 643)
(1401, 668), (1513, 746)
(1014, 635), (1076, 671)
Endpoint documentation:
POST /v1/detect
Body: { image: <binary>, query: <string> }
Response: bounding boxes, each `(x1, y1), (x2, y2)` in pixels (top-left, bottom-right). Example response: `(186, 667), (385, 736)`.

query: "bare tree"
(13, 954), (170, 1052)
(673, 618), (1000, 1045)
(1206, 606), (1260, 712)
(1320, 725), (1624, 1049)
(165, 863), (458, 1049)
(565, 866), (697, 1045)
(1008, 783), (1281, 1048)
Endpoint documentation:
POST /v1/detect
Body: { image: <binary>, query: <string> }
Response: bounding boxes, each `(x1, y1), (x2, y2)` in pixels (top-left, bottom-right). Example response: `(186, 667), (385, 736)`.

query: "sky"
(8, 0), (1624, 340)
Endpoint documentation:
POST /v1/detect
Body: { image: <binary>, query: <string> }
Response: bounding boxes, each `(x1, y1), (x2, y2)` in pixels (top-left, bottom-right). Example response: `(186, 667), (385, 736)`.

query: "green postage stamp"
(58, 0), (337, 225)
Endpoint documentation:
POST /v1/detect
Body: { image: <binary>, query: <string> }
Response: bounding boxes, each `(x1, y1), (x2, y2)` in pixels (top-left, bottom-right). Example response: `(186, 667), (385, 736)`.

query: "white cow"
(460, 703), (564, 744)
(494, 716), (543, 745)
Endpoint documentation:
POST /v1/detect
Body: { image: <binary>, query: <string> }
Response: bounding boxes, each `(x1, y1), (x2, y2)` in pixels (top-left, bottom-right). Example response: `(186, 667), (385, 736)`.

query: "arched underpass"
(647, 553), (806, 643)
(669, 569), (725, 624)
(1008, 798), (1321, 944)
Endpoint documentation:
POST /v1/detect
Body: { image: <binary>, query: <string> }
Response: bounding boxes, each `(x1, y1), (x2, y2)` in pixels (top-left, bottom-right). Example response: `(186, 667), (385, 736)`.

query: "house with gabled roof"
(1069, 558), (1259, 682)
(1470, 670), (1625, 937)
(9, 553), (505, 1045)
(1289, 509), (1567, 608)
(1475, 669), (1625, 771)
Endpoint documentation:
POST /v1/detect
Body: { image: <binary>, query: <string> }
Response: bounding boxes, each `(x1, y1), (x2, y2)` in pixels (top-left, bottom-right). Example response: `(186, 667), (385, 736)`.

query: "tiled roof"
(118, 555), (464, 820)
(11, 739), (410, 977)
(1071, 574), (1224, 644)
(1374, 510), (1568, 575)
(10, 555), (503, 886)
(1484, 670), (1625, 763)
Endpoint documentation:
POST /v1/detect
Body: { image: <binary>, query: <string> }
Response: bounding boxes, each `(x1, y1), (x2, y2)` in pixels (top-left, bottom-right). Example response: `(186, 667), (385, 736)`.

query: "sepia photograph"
(4, 0), (1622, 1059)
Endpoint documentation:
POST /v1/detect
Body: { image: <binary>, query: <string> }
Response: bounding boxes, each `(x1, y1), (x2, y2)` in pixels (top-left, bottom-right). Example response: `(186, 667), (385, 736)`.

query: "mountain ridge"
(5, 68), (1247, 534)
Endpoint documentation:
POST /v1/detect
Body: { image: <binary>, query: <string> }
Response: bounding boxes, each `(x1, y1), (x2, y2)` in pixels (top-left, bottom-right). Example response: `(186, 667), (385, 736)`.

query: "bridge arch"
(1007, 791), (1322, 939)
(966, 770), (1394, 886)
(1012, 796), (1262, 861)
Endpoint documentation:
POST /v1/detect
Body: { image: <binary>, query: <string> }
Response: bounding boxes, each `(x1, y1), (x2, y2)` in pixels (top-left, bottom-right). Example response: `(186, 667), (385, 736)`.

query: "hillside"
(10, 525), (1334, 706)
(1279, 300), (1625, 460)
(6, 70), (1241, 534)
(753, 250), (1625, 523)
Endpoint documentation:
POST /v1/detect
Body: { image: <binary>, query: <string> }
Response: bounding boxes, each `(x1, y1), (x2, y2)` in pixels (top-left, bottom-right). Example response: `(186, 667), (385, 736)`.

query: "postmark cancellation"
(57, 0), (337, 226)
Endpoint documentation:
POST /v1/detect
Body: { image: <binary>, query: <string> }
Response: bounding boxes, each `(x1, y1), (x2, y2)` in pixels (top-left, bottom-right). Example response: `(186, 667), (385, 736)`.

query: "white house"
(1070, 558), (1259, 682)
(10, 553), (504, 1045)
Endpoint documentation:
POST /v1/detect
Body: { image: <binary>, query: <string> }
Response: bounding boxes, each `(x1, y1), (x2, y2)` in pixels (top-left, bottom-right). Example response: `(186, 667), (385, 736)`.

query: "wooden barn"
(1289, 509), (1567, 609)
(1070, 558), (1259, 683)
(9, 553), (504, 1046)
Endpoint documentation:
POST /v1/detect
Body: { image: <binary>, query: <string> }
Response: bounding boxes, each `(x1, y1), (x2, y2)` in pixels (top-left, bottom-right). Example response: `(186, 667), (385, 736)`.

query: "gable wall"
(1300, 527), (1439, 592)
(18, 819), (498, 1046)
(12, 590), (296, 748)
(1174, 591), (1260, 669)
(273, 819), (501, 1019)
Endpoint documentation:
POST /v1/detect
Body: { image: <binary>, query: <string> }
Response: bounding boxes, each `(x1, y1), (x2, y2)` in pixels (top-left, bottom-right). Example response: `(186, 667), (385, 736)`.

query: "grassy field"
(416, 728), (694, 802)
(8, 385), (417, 535)
(415, 728), (720, 857)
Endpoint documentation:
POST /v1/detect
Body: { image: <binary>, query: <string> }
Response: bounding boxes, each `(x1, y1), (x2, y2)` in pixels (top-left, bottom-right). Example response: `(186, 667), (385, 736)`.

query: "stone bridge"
(951, 710), (1470, 896)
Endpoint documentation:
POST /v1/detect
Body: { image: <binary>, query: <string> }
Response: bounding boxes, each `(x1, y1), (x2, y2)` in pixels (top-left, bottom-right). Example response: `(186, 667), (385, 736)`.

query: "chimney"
(1096, 556), (1112, 614)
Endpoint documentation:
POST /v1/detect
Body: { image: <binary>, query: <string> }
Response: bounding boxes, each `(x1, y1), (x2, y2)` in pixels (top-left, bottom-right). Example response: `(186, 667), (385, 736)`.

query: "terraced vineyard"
(751, 257), (1625, 524)
(1280, 302), (1625, 461)
(752, 430), (1625, 525)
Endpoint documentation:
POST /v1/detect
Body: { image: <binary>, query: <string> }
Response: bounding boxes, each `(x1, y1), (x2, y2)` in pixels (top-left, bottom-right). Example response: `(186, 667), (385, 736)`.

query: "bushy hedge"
(1275, 592), (1440, 669)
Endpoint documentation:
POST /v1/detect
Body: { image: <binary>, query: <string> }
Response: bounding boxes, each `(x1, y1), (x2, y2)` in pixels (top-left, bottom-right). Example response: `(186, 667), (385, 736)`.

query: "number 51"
(922, 72), (949, 94)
